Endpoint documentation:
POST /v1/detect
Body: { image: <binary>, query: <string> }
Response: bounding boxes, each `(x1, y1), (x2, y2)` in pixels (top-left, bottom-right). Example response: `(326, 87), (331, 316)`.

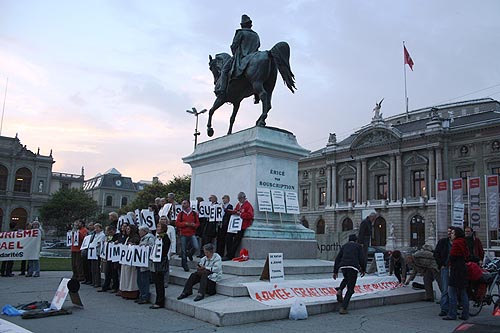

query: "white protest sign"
(72, 231), (79, 246)
(87, 244), (98, 260)
(66, 231), (72, 247)
(452, 202), (465, 228)
(173, 205), (182, 220)
(140, 209), (156, 230)
(285, 191), (300, 215)
(99, 241), (107, 259)
(271, 190), (286, 213)
(198, 202), (210, 218)
(124, 245), (134, 266)
(132, 246), (150, 268)
(135, 209), (141, 225)
(227, 215), (242, 233)
(257, 188), (273, 212)
(80, 235), (91, 250)
(110, 243), (121, 262)
(374, 252), (387, 275)
(151, 238), (163, 262)
(191, 200), (199, 212)
(269, 253), (285, 282)
(126, 212), (136, 225)
(117, 215), (127, 231)
(119, 244), (128, 264)
(50, 278), (70, 310)
(209, 204), (224, 222)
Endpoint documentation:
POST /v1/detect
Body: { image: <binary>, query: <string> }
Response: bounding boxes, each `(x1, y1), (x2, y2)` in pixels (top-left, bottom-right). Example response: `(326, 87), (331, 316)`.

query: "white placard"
(285, 191), (300, 214)
(151, 238), (163, 263)
(131, 245), (150, 267)
(87, 245), (98, 260)
(257, 188), (273, 212)
(66, 231), (73, 247)
(110, 243), (121, 262)
(99, 241), (107, 259)
(452, 202), (465, 228)
(80, 235), (91, 250)
(374, 252), (387, 275)
(197, 202), (210, 218)
(117, 215), (127, 231)
(140, 209), (156, 230)
(227, 215), (242, 233)
(209, 204), (224, 222)
(50, 278), (70, 310)
(271, 190), (286, 213)
(269, 253), (285, 282)
(118, 244), (128, 264)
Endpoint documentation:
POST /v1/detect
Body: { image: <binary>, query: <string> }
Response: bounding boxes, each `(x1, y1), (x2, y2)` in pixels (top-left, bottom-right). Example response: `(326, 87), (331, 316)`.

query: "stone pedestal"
(183, 126), (317, 259)
(385, 236), (396, 251)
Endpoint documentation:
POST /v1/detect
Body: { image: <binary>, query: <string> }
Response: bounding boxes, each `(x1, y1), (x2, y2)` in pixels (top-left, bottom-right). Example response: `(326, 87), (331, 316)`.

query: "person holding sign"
(150, 222), (171, 309)
(177, 243), (222, 302)
(216, 195), (233, 257)
(200, 195), (219, 253)
(176, 200), (200, 272)
(99, 225), (120, 293)
(26, 220), (43, 277)
(119, 224), (140, 300)
(71, 220), (88, 282)
(333, 234), (365, 314)
(90, 223), (105, 288)
(137, 226), (155, 304)
(224, 192), (254, 261)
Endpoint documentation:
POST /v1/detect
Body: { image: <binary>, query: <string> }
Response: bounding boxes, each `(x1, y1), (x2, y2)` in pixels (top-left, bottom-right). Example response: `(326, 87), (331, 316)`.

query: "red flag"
(404, 45), (414, 70)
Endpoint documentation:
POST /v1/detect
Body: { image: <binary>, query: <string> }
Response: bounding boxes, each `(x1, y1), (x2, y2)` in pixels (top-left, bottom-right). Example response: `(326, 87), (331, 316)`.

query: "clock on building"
(115, 179), (122, 187)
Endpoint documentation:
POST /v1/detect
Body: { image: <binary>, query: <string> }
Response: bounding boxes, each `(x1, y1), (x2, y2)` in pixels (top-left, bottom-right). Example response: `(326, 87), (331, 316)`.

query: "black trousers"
(225, 229), (245, 259)
(152, 271), (165, 307)
(216, 223), (228, 256)
(71, 252), (85, 280)
(82, 256), (92, 283)
(338, 268), (358, 310)
(182, 270), (216, 296)
(1, 261), (14, 276)
(91, 258), (101, 287)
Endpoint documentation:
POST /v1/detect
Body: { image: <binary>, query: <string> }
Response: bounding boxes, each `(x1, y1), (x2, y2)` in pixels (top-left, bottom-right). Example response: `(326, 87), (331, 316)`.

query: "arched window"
(10, 207), (28, 230)
(372, 216), (386, 246)
(0, 208), (3, 232)
(0, 165), (7, 191)
(106, 195), (113, 207)
(410, 214), (425, 247)
(121, 197), (128, 207)
(14, 167), (32, 193)
(342, 217), (353, 231)
(316, 218), (325, 234)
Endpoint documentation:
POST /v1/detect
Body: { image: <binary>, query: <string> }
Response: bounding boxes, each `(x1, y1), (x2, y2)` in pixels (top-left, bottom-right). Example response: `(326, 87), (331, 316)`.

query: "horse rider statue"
(215, 14), (261, 102)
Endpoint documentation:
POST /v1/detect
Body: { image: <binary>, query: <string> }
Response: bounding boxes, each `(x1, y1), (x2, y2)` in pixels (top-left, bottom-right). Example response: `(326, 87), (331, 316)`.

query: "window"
(302, 188), (309, 207)
(460, 170), (472, 195)
(319, 168), (325, 176)
(121, 197), (128, 207)
(492, 167), (500, 175)
(316, 218), (325, 234)
(376, 175), (388, 200)
(319, 187), (326, 206)
(61, 182), (70, 190)
(412, 170), (426, 197)
(0, 165), (7, 191)
(38, 180), (44, 193)
(344, 178), (355, 202)
(342, 218), (353, 231)
(14, 167), (32, 193)
(106, 195), (113, 207)
(303, 171), (309, 179)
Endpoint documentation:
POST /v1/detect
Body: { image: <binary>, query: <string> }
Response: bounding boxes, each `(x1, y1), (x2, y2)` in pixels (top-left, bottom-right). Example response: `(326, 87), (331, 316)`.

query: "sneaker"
(438, 311), (447, 317)
(336, 288), (343, 303)
(33, 274), (39, 277)
(339, 307), (348, 314)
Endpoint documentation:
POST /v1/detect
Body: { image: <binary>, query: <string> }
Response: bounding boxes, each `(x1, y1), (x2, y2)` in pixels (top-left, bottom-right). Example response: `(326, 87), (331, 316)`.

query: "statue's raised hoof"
(207, 128), (214, 137)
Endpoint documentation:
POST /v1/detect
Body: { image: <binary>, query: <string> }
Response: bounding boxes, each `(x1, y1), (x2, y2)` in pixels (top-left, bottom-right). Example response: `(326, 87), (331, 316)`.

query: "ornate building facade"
(298, 98), (500, 250)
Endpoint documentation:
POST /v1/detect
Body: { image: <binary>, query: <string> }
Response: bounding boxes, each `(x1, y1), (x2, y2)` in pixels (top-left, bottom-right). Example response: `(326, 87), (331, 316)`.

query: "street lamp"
(186, 107), (207, 148)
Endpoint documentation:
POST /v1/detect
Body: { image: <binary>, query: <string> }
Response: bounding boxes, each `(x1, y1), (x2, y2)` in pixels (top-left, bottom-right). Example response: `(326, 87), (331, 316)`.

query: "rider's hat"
(241, 14), (252, 26)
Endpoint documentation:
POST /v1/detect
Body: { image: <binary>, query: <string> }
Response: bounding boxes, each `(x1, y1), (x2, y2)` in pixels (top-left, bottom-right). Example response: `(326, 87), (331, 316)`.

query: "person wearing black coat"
(333, 234), (366, 314)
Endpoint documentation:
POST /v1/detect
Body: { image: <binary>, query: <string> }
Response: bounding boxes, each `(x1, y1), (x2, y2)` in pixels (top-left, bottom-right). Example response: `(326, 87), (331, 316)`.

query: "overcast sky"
(1, 0), (499, 183)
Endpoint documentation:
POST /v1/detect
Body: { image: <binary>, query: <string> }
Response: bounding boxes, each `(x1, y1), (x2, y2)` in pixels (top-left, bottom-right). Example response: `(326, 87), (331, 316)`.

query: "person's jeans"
(339, 268), (358, 310)
(448, 286), (469, 319)
(181, 235), (199, 270)
(137, 268), (151, 301)
(27, 260), (40, 276)
(182, 270), (217, 296)
(440, 267), (450, 313)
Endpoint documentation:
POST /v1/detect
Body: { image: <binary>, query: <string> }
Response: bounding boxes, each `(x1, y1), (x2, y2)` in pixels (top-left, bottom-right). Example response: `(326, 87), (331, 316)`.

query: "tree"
(39, 188), (98, 236)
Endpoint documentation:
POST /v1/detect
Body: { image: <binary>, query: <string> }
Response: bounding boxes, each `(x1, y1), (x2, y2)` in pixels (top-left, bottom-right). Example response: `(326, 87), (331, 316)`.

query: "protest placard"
(227, 215), (242, 233)
(257, 188), (273, 212)
(151, 238), (163, 262)
(285, 191), (300, 214)
(271, 190), (286, 213)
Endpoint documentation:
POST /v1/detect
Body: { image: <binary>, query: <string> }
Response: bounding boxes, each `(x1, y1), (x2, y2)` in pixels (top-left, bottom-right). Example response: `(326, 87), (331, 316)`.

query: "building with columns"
(298, 98), (500, 250)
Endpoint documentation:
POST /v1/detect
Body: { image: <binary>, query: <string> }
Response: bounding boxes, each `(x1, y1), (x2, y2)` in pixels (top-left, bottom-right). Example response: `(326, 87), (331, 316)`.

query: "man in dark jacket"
(333, 234), (365, 314)
(434, 227), (453, 316)
(357, 211), (377, 270)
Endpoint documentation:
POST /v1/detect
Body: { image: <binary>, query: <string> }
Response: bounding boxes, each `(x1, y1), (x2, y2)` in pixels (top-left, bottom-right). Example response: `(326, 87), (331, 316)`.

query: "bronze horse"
(207, 41), (296, 137)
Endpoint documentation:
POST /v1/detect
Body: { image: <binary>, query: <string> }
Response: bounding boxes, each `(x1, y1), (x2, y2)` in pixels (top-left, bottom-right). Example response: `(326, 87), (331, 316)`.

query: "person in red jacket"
(71, 219), (88, 281)
(223, 192), (254, 261)
(176, 200), (200, 272)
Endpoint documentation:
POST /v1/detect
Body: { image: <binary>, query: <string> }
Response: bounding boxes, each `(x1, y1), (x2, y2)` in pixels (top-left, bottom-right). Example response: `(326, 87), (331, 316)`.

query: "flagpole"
(484, 175), (490, 257)
(403, 42), (409, 120)
(0, 77), (8, 136)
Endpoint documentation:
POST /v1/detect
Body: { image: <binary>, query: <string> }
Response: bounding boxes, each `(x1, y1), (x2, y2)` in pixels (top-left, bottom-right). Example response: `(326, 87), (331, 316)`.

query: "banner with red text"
(468, 177), (481, 228)
(244, 275), (401, 306)
(486, 175), (499, 230)
(451, 178), (464, 227)
(0, 229), (42, 261)
(436, 180), (449, 234)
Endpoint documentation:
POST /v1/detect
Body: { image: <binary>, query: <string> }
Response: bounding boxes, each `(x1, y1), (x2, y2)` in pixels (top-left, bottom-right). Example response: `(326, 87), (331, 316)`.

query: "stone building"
(298, 98), (500, 251)
(83, 168), (147, 214)
(0, 135), (54, 231)
(49, 169), (84, 193)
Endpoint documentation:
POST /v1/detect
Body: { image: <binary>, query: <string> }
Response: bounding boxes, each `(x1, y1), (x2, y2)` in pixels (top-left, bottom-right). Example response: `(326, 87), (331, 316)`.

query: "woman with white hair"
(27, 220), (44, 277)
(137, 226), (155, 304)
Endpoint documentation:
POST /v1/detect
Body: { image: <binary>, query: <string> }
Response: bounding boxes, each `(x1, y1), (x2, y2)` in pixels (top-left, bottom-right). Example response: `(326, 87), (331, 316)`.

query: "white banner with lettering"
(436, 180), (449, 234)
(468, 177), (481, 228)
(244, 275), (401, 306)
(486, 175), (499, 230)
(0, 230), (42, 261)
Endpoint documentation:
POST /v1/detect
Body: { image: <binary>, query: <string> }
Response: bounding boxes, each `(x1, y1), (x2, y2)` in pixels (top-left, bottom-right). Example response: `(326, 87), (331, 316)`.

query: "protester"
(82, 221), (95, 285)
(108, 212), (119, 229)
(119, 223), (140, 299)
(26, 220), (43, 277)
(216, 194), (233, 257)
(333, 234), (365, 314)
(357, 211), (377, 271)
(434, 227), (453, 316)
(200, 195), (218, 253)
(71, 220), (88, 282)
(389, 250), (406, 283)
(90, 223), (105, 288)
(150, 222), (171, 309)
(159, 215), (176, 285)
(195, 196), (207, 256)
(99, 225), (120, 293)
(464, 227), (484, 264)
(443, 227), (470, 321)
(177, 243), (222, 302)
(176, 199), (200, 272)
(137, 226), (155, 304)
(1, 221), (17, 277)
(405, 244), (441, 301)
(224, 192), (254, 261)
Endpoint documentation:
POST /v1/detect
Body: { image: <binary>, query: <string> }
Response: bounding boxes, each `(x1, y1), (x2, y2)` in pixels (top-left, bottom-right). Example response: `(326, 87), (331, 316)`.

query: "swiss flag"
(404, 45), (414, 70)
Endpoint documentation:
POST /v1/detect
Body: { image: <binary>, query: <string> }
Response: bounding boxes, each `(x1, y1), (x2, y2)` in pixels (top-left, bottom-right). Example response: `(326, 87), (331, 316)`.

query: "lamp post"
(186, 107), (207, 148)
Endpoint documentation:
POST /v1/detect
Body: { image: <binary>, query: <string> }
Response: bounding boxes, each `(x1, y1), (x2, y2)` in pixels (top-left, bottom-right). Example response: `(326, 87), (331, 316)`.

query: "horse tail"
(270, 41), (296, 93)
